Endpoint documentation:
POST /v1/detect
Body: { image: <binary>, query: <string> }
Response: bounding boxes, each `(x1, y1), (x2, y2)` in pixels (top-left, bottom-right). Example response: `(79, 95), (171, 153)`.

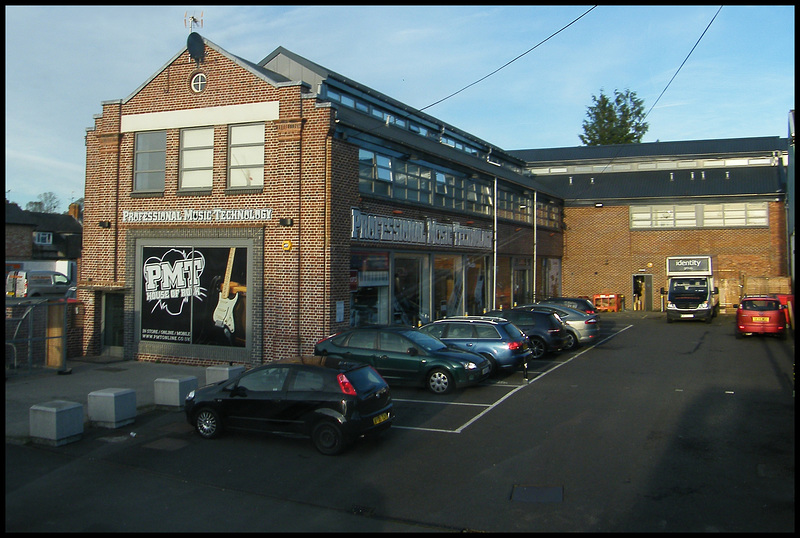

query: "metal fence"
(5, 298), (72, 377)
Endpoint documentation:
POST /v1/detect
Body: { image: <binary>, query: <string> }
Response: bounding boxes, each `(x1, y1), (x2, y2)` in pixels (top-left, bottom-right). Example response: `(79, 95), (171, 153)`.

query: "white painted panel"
(121, 102), (279, 132)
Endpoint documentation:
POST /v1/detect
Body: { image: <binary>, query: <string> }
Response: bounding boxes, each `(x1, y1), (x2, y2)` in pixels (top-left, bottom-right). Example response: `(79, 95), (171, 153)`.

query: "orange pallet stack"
(593, 294), (620, 312)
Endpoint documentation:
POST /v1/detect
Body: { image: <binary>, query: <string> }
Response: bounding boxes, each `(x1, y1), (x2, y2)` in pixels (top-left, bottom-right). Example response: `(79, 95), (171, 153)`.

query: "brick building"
(80, 33), (789, 366)
(80, 34), (562, 365)
(510, 138), (790, 311)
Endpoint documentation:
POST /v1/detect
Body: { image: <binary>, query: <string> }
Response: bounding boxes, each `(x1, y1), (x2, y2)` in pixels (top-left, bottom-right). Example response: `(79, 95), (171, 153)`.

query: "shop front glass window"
(494, 256), (512, 311)
(465, 256), (487, 315)
(393, 255), (430, 326)
(513, 258), (532, 306)
(350, 252), (389, 326)
(433, 255), (463, 320)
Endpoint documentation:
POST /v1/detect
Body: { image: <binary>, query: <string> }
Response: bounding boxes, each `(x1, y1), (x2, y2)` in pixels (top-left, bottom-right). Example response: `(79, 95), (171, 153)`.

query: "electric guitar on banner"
(212, 248), (238, 337)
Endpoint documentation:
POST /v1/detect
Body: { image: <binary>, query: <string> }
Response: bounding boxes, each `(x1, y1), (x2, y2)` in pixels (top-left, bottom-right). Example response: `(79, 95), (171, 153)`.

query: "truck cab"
(665, 256), (719, 323)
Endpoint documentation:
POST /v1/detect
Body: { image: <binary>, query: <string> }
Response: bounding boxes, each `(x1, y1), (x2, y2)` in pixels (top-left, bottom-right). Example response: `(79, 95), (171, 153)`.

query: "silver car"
(517, 304), (599, 350)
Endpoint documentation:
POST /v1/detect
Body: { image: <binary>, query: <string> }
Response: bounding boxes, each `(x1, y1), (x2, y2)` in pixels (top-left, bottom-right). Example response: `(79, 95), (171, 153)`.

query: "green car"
(314, 326), (491, 395)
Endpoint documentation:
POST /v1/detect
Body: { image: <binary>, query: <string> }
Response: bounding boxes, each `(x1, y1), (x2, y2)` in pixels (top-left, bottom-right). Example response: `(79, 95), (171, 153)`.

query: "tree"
(25, 192), (61, 214)
(579, 89), (648, 146)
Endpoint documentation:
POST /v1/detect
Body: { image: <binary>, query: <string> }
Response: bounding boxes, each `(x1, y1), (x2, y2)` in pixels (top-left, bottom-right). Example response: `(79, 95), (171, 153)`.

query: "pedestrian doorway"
(632, 274), (653, 311)
(102, 292), (125, 357)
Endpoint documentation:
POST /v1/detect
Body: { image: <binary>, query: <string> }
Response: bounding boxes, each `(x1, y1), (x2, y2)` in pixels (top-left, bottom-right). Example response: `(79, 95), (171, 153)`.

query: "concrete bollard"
(88, 388), (137, 428)
(30, 400), (84, 446)
(154, 376), (198, 408)
(206, 365), (245, 384)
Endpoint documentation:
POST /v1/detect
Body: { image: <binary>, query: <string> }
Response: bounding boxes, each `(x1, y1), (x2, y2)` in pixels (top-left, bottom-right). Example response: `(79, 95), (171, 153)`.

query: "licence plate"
(373, 412), (389, 425)
(752, 317), (769, 322)
(681, 314), (693, 318)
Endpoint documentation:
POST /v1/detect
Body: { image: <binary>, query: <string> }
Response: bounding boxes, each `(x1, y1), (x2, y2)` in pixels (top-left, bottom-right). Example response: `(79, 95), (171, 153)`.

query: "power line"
(641, 5), (723, 124)
(420, 6), (598, 112)
(591, 5), (724, 178)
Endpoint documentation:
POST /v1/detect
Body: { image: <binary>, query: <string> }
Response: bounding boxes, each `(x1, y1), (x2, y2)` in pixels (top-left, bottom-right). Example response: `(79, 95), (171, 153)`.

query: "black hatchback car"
(184, 357), (393, 455)
(484, 309), (567, 360)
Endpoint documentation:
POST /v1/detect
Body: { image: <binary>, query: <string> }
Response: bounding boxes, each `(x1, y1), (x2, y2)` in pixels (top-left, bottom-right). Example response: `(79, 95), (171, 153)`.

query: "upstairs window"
(34, 232), (52, 245)
(134, 131), (166, 192)
(228, 123), (265, 188)
(180, 127), (214, 190)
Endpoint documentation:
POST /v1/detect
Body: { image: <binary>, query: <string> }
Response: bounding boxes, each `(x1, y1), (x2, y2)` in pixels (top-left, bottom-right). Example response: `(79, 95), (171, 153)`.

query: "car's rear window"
(345, 365), (387, 393)
(474, 325), (500, 339)
(741, 299), (780, 311)
(502, 323), (524, 339)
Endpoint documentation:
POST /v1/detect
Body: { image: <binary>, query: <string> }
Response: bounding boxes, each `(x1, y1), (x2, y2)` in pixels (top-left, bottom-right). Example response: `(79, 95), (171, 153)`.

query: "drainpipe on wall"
(532, 190), (537, 302)
(297, 92), (303, 357)
(492, 176), (497, 311)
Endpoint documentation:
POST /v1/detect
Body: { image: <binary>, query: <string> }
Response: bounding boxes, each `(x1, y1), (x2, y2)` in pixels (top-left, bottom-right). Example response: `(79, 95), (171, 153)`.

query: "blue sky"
(4, 5), (795, 211)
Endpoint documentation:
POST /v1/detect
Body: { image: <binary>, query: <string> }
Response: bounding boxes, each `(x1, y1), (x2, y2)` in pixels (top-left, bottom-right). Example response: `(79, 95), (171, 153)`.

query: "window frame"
(179, 126), (214, 192)
(133, 130), (167, 193)
(228, 123), (265, 189)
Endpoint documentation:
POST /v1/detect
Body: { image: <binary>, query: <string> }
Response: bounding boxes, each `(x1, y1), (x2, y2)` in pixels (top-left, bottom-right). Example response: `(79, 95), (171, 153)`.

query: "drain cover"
(511, 485), (563, 503)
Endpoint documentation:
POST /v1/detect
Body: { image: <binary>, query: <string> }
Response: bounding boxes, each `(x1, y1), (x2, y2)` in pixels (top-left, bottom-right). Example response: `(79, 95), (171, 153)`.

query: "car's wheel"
(563, 331), (578, 351)
(426, 368), (453, 395)
(735, 329), (743, 339)
(529, 337), (546, 359)
(194, 407), (222, 439)
(311, 420), (347, 455)
(778, 329), (787, 340)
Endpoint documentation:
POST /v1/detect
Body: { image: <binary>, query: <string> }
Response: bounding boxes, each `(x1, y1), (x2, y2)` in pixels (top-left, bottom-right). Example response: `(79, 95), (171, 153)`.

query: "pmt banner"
(141, 245), (247, 347)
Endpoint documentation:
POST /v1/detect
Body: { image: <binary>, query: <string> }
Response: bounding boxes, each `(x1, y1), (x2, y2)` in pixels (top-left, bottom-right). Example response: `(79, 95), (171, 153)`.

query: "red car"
(735, 296), (787, 339)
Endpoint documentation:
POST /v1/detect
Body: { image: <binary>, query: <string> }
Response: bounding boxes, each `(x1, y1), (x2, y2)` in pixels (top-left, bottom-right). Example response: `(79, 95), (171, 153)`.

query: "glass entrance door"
(393, 255), (430, 326)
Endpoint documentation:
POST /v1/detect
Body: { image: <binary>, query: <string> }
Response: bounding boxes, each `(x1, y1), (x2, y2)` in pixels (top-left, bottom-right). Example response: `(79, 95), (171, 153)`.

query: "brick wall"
(82, 46), (337, 363)
(5, 225), (33, 259)
(562, 202), (788, 308)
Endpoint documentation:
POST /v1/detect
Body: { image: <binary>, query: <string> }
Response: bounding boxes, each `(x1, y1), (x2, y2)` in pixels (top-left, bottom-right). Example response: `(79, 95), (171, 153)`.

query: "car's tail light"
(585, 318), (598, 325)
(508, 341), (523, 351)
(337, 373), (357, 395)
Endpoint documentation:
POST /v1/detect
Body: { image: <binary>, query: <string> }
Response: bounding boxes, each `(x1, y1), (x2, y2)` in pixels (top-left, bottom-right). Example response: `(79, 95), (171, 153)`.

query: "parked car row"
(185, 300), (602, 456)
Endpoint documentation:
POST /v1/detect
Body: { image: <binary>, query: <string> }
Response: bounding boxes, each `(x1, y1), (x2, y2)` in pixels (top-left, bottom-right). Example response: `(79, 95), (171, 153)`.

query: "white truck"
(665, 255), (719, 323)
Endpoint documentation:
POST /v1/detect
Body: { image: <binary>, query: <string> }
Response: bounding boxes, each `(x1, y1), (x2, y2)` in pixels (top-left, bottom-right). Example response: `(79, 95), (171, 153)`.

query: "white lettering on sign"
(351, 208), (492, 249)
(143, 249), (206, 315)
(122, 208), (273, 223)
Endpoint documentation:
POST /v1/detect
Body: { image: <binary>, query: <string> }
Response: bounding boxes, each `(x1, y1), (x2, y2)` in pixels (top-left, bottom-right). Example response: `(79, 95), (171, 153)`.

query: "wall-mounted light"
(98, 221), (111, 228)
(279, 218), (294, 227)
(392, 210), (403, 215)
(594, 203), (604, 208)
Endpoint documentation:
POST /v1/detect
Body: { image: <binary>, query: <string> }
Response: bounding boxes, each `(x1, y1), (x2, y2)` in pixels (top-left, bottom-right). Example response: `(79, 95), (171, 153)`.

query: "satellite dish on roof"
(184, 11), (205, 66)
(187, 32), (205, 66)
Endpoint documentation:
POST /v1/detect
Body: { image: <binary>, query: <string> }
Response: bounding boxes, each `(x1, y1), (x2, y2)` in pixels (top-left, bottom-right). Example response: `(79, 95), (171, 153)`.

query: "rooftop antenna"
(184, 11), (205, 66)
(184, 10), (203, 32)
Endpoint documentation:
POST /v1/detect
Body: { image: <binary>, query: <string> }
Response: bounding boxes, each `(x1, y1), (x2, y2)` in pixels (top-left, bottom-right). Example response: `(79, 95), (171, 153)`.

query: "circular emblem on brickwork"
(190, 72), (207, 93)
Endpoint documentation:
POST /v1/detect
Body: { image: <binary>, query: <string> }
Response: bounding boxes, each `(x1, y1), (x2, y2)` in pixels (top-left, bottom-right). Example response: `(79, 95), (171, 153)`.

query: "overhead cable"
(420, 6), (598, 112)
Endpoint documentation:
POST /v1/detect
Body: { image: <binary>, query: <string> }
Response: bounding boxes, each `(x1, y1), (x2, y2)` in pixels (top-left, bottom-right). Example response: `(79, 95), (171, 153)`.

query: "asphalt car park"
(384, 319), (627, 434)
(6, 312), (793, 532)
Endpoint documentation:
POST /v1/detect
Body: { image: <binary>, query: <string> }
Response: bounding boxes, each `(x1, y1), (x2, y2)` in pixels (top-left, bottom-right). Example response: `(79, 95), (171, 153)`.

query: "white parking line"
(391, 325), (634, 434)
(391, 398), (491, 408)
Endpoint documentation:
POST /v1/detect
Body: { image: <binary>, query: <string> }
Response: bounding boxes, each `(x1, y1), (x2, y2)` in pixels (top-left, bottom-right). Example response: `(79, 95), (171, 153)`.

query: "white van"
(6, 270), (72, 298)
